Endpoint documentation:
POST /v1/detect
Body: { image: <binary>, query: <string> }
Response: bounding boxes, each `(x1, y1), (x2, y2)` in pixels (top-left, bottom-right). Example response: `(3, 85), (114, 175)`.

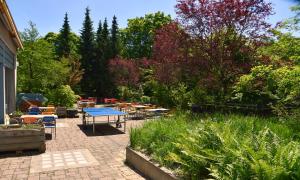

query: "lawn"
(130, 112), (300, 179)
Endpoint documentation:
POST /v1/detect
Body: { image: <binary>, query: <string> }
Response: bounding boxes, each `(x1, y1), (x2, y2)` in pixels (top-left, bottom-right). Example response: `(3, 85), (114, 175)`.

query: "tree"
(111, 15), (119, 58)
(62, 55), (84, 89)
(175, 0), (273, 101)
(57, 13), (72, 58)
(79, 7), (95, 96)
(100, 18), (111, 61)
(120, 12), (172, 59)
(153, 22), (193, 85)
(95, 20), (104, 97)
(109, 57), (140, 87)
(18, 22), (69, 94)
(95, 18), (114, 97)
(44, 32), (58, 45)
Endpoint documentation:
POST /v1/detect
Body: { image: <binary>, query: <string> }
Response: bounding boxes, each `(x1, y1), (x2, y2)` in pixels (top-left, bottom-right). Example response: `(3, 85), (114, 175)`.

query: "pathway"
(0, 116), (145, 180)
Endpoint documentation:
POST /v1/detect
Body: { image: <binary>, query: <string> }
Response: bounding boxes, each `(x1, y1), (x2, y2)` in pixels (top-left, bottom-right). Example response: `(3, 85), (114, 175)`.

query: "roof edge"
(0, 0), (23, 49)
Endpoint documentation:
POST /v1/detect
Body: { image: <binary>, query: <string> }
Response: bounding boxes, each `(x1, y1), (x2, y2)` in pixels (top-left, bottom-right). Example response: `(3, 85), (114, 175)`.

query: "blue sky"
(6, 0), (298, 36)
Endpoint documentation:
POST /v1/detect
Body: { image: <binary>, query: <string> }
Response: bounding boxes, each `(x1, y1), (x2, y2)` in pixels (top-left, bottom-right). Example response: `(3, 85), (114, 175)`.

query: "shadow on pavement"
(78, 124), (125, 136)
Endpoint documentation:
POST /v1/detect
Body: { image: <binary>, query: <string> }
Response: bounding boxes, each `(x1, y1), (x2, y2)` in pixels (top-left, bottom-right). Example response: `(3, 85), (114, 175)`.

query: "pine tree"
(57, 13), (71, 58)
(111, 15), (119, 58)
(95, 18), (114, 97)
(96, 21), (102, 43)
(79, 7), (95, 96)
(95, 21), (104, 97)
(96, 21), (103, 59)
(101, 18), (111, 60)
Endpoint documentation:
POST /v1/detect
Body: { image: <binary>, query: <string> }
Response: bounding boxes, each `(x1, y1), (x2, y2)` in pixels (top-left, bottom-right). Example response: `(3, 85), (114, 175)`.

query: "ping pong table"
(83, 108), (127, 134)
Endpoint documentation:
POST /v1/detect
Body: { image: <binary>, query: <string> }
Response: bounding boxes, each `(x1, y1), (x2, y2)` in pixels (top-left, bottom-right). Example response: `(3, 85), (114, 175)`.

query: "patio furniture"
(131, 105), (148, 119)
(28, 107), (41, 115)
(77, 100), (94, 109)
(22, 117), (39, 124)
(104, 98), (118, 104)
(42, 116), (56, 139)
(87, 102), (95, 107)
(145, 108), (170, 119)
(28, 111), (39, 115)
(83, 108), (127, 134)
(88, 97), (97, 103)
(56, 107), (67, 118)
(125, 106), (137, 119)
(21, 114), (58, 119)
(41, 111), (54, 115)
(67, 109), (78, 118)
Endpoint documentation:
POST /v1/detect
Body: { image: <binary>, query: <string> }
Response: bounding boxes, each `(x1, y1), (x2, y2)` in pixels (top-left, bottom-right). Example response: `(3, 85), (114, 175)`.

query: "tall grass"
(130, 112), (300, 179)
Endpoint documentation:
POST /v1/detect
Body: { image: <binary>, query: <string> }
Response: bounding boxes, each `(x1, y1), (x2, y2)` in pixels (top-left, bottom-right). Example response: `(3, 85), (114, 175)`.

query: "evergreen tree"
(111, 15), (119, 58)
(101, 18), (111, 60)
(79, 7), (95, 96)
(96, 21), (103, 60)
(96, 21), (102, 43)
(95, 18), (114, 97)
(95, 21), (104, 97)
(57, 13), (72, 58)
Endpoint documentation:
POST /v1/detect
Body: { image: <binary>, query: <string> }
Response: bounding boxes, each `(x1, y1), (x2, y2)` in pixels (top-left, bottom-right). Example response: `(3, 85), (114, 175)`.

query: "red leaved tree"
(153, 22), (200, 85)
(175, 0), (273, 100)
(109, 57), (140, 87)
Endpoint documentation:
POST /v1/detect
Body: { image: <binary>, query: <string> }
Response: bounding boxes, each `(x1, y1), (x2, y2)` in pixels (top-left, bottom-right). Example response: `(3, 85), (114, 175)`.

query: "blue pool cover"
(83, 108), (127, 116)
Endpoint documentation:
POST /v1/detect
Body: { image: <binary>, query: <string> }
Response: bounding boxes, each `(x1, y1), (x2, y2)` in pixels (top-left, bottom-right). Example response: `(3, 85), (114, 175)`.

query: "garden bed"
(0, 125), (46, 153)
(126, 147), (177, 180)
(130, 112), (300, 179)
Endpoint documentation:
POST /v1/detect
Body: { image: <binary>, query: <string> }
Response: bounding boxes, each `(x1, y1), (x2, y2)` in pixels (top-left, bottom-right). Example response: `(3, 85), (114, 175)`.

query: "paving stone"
(0, 117), (145, 179)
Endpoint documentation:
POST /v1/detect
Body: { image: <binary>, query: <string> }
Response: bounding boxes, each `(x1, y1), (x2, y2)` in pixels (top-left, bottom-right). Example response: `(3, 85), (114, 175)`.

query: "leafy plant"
(130, 112), (300, 179)
(233, 65), (300, 114)
(46, 85), (79, 108)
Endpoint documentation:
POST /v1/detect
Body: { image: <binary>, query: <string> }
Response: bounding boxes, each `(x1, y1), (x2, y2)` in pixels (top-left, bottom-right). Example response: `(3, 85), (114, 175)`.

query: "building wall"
(0, 18), (17, 54)
(0, 13), (17, 124)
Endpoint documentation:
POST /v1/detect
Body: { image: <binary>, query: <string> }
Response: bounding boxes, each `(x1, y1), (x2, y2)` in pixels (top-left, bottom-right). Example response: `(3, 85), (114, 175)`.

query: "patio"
(0, 117), (145, 180)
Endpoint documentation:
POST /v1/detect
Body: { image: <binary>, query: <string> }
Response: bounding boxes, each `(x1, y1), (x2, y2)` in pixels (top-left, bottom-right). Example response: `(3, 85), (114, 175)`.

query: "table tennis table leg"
(93, 116), (95, 134)
(124, 116), (126, 132)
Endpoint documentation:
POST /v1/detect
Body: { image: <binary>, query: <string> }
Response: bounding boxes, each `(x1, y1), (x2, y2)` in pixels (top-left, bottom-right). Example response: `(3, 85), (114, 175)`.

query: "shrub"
(47, 85), (79, 108)
(140, 96), (151, 104)
(117, 86), (139, 102)
(151, 82), (174, 108)
(233, 65), (300, 114)
(170, 83), (191, 109)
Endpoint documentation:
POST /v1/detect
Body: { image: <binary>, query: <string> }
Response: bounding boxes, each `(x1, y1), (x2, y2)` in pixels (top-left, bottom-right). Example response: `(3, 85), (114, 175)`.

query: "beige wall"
(0, 18), (17, 55)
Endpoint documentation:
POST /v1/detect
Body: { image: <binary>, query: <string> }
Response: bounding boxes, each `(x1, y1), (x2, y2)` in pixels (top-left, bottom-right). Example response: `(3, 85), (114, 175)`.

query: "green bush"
(117, 86), (140, 102)
(233, 65), (300, 114)
(189, 86), (215, 105)
(151, 82), (174, 107)
(140, 96), (151, 104)
(130, 112), (300, 179)
(47, 85), (79, 108)
(170, 83), (191, 109)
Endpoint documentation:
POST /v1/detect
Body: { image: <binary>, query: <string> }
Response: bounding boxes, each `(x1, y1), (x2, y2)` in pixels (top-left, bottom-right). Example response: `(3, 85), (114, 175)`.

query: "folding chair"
(42, 116), (56, 139)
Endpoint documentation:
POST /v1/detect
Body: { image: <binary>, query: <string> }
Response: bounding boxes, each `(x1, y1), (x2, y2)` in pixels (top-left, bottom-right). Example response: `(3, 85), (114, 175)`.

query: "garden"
(130, 112), (300, 179)
(15, 0), (300, 179)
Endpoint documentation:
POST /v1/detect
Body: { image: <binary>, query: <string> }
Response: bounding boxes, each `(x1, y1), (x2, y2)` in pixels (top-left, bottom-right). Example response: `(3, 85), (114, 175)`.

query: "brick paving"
(0, 116), (146, 180)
